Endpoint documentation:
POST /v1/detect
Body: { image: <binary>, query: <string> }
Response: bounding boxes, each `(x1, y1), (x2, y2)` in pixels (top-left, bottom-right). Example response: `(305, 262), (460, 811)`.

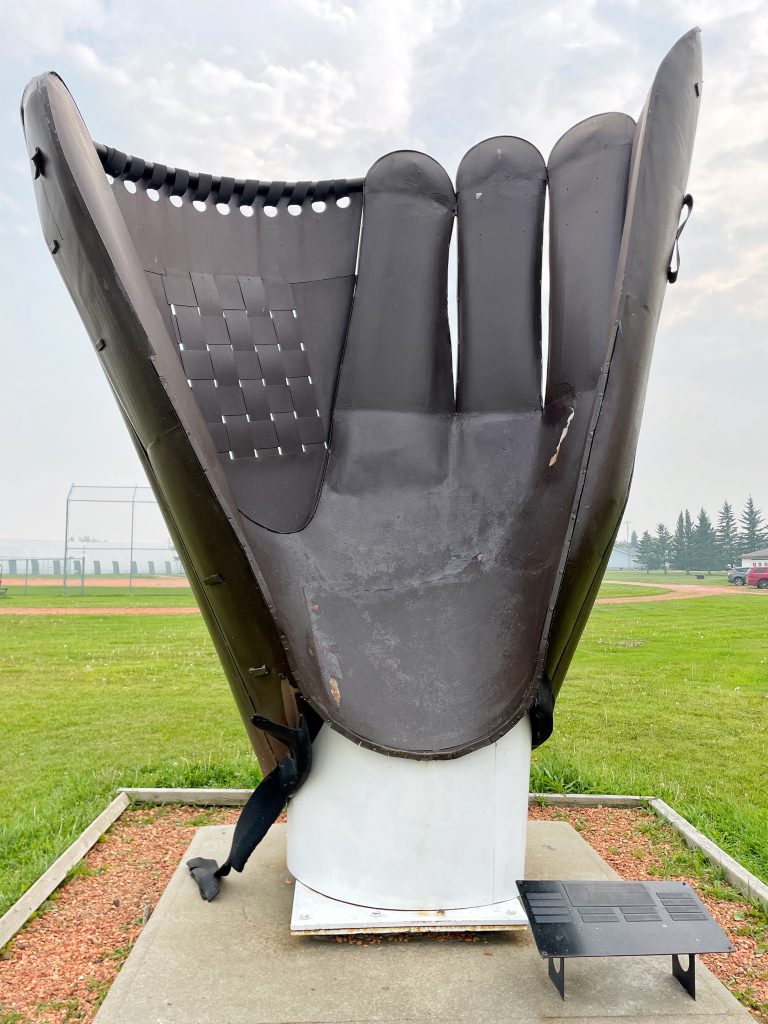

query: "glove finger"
(456, 137), (546, 413)
(335, 151), (455, 414)
(545, 112), (636, 405)
(543, 30), (701, 695)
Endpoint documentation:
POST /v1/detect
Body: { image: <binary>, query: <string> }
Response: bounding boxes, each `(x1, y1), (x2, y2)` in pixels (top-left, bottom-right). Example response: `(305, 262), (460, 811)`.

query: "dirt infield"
(0, 580), (760, 616)
(0, 606), (200, 616)
(595, 580), (760, 604)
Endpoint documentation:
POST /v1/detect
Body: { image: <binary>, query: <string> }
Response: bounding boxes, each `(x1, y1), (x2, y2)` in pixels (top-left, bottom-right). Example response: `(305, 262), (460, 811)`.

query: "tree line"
(631, 496), (767, 573)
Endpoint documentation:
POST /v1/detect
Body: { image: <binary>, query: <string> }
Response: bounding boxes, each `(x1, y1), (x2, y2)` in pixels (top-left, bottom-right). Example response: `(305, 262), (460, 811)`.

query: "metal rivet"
(203, 572), (224, 586)
(95, 338), (106, 352)
(49, 239), (59, 254)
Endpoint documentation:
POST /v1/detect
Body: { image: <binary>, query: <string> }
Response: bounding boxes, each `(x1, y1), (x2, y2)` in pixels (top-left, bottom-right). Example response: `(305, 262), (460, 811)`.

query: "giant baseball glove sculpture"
(22, 29), (700, 918)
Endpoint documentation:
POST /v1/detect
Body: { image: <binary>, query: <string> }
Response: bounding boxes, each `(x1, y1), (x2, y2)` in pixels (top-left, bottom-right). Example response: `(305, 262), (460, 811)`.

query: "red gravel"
(0, 805), (764, 1023)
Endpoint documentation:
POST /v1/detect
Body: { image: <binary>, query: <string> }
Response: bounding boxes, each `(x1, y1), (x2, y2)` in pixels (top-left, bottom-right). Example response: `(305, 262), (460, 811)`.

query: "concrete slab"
(95, 822), (751, 1024)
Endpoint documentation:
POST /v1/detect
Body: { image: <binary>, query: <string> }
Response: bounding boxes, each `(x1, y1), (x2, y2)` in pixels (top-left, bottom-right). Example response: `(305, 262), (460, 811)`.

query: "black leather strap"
(188, 715), (312, 901)
(529, 675), (554, 749)
(667, 194), (693, 283)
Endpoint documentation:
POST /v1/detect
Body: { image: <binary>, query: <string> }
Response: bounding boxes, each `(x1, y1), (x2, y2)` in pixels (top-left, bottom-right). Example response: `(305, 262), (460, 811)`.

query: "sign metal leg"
(548, 957), (565, 1000)
(672, 954), (696, 999)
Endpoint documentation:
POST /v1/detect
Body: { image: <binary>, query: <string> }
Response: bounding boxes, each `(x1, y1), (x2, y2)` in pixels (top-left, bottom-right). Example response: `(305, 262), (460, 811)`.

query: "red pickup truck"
(745, 566), (768, 589)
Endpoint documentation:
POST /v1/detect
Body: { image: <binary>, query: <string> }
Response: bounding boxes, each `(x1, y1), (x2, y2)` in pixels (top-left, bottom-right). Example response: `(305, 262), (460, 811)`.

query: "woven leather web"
(145, 269), (327, 461)
(96, 141), (361, 206)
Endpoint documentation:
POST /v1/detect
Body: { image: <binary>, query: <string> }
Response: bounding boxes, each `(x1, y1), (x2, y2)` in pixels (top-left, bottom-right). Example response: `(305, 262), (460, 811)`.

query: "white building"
(609, 542), (639, 569)
(740, 548), (768, 568)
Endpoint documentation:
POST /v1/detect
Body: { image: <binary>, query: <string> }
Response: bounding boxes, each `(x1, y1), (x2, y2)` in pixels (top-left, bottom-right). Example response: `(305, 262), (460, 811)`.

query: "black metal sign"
(518, 879), (734, 999)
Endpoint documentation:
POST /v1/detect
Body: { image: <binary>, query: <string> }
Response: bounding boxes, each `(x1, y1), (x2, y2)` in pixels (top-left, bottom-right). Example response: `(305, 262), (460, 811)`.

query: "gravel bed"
(0, 804), (764, 1023)
(0, 806), (238, 1022)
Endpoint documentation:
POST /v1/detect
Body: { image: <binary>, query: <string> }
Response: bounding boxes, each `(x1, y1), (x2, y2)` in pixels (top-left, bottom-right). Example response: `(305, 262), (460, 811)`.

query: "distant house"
(740, 548), (768, 568)
(609, 542), (639, 569)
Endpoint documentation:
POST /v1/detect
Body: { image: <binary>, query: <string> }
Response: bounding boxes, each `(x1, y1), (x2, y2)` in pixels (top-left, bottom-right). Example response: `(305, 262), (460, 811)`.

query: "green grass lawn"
(604, 569), (730, 586)
(0, 585), (196, 608)
(0, 614), (255, 917)
(0, 593), (766, 920)
(597, 583), (671, 598)
(533, 594), (768, 885)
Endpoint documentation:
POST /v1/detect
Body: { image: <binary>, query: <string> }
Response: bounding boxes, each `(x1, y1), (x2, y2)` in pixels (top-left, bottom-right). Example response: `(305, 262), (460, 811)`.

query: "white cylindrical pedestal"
(287, 715), (531, 911)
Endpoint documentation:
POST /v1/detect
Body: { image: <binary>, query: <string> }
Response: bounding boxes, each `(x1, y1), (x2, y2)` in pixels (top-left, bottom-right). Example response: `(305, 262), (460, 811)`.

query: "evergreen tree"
(739, 495), (767, 553)
(716, 500), (738, 567)
(636, 530), (656, 572)
(630, 529), (639, 548)
(683, 509), (694, 573)
(672, 512), (686, 571)
(654, 522), (673, 573)
(691, 508), (718, 571)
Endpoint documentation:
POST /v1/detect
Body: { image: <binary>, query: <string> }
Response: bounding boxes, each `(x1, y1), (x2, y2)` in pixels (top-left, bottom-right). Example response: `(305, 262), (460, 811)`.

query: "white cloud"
(59, 0), (465, 180)
(0, 192), (21, 213)
(0, 0), (105, 57)
(289, 0), (357, 29)
(538, 1), (624, 49)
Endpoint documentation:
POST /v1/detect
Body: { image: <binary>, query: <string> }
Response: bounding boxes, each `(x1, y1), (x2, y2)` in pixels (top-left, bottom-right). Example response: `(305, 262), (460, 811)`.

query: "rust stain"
(328, 676), (341, 705)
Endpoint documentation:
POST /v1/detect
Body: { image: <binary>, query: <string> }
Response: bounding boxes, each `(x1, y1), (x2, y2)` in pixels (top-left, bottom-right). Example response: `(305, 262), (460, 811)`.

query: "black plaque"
(518, 880), (734, 999)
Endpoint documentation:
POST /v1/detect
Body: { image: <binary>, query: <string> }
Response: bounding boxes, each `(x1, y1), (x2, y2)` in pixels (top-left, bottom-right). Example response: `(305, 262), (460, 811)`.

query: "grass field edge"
(0, 793), (130, 950)
(648, 797), (768, 911)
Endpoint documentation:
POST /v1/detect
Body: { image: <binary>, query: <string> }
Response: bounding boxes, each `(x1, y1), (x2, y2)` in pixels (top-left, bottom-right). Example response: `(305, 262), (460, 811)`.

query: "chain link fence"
(0, 550), (186, 594)
(1, 485), (187, 594)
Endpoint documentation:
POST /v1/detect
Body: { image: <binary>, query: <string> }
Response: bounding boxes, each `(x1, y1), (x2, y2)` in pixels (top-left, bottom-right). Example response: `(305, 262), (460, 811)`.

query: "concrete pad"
(95, 822), (751, 1024)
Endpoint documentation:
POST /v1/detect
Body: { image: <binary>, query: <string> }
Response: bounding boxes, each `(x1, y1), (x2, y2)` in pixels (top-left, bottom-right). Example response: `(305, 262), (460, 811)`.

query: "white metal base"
(288, 715), (532, 911)
(290, 880), (529, 935)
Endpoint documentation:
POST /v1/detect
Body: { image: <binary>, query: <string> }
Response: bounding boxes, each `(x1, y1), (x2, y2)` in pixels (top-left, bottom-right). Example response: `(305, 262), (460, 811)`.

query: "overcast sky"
(1, 0), (767, 545)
